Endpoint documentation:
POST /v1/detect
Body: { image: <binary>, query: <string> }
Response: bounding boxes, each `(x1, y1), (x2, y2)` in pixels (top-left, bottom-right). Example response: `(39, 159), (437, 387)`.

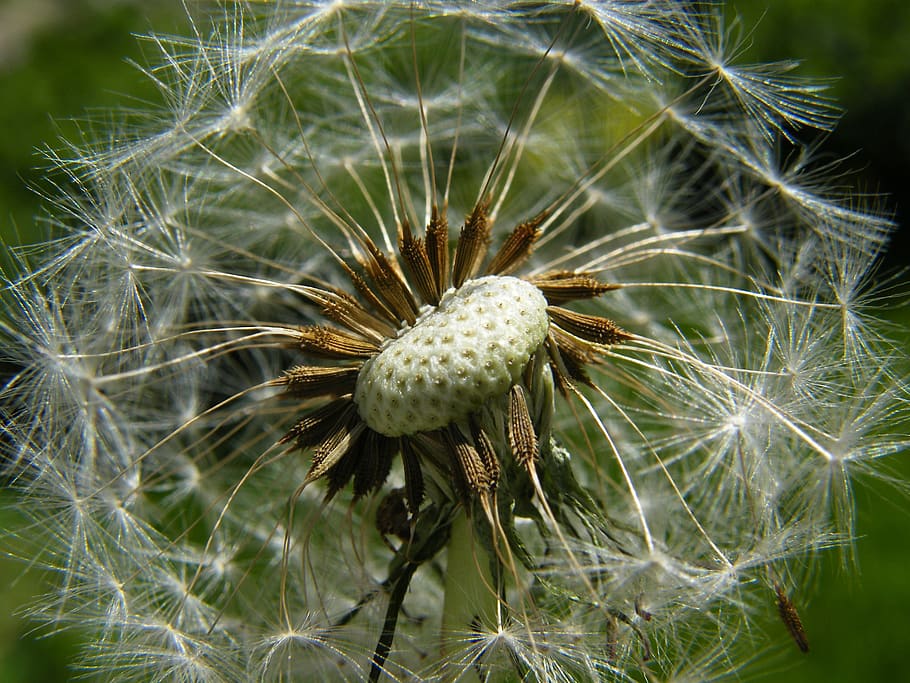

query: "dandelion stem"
(441, 508), (497, 679)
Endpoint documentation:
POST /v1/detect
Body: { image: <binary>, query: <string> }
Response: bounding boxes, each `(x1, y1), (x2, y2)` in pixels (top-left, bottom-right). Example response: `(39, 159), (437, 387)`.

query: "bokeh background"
(1, 0), (907, 680)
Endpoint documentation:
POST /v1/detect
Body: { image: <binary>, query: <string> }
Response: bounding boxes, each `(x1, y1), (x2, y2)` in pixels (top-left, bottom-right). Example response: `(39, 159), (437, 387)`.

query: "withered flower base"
(279, 202), (626, 501)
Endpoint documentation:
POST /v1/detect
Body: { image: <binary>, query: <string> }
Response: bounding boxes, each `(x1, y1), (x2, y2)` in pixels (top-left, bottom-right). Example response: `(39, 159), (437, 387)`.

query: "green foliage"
(735, 0), (910, 268)
(0, 1), (178, 246)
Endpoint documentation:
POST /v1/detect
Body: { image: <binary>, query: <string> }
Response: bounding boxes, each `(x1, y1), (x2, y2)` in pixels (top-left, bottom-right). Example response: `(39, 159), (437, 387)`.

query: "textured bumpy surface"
(354, 276), (549, 436)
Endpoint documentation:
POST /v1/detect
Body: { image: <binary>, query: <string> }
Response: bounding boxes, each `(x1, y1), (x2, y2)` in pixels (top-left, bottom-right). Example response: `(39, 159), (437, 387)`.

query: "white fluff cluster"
(0, 2), (906, 681)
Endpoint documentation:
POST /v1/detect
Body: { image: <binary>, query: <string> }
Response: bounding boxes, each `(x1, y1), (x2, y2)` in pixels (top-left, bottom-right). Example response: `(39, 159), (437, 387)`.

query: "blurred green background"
(1, 0), (907, 680)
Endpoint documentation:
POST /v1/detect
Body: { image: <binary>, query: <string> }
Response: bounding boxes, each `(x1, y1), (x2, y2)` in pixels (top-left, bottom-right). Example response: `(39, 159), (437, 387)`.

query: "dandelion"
(2, 2), (907, 681)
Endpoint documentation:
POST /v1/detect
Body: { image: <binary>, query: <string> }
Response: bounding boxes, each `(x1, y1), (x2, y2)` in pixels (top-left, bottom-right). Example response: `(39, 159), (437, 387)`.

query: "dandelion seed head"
(1, 1), (907, 681)
(354, 276), (549, 436)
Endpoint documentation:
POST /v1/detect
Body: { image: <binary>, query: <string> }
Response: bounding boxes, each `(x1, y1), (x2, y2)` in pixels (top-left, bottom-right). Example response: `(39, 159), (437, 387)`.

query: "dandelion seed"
(776, 584), (810, 654)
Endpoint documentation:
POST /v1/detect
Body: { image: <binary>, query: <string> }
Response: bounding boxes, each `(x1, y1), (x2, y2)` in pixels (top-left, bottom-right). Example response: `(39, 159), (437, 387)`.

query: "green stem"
(441, 507), (498, 678)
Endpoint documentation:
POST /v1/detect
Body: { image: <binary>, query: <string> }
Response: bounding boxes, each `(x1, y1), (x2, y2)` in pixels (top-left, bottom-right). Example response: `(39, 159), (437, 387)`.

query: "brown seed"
(306, 413), (365, 484)
(425, 205), (450, 299)
(508, 385), (538, 467)
(528, 270), (619, 304)
(302, 285), (395, 341)
(297, 325), (380, 358)
(452, 200), (491, 288)
(549, 325), (600, 363)
(544, 334), (580, 395)
(469, 420), (501, 489)
(398, 219), (439, 305)
(445, 426), (493, 495)
(341, 264), (401, 328)
(485, 212), (545, 276)
(281, 365), (360, 398)
(360, 241), (419, 325)
(776, 585), (809, 653)
(547, 306), (630, 346)
(546, 325), (620, 391)
(280, 398), (355, 450)
(325, 441), (362, 500)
